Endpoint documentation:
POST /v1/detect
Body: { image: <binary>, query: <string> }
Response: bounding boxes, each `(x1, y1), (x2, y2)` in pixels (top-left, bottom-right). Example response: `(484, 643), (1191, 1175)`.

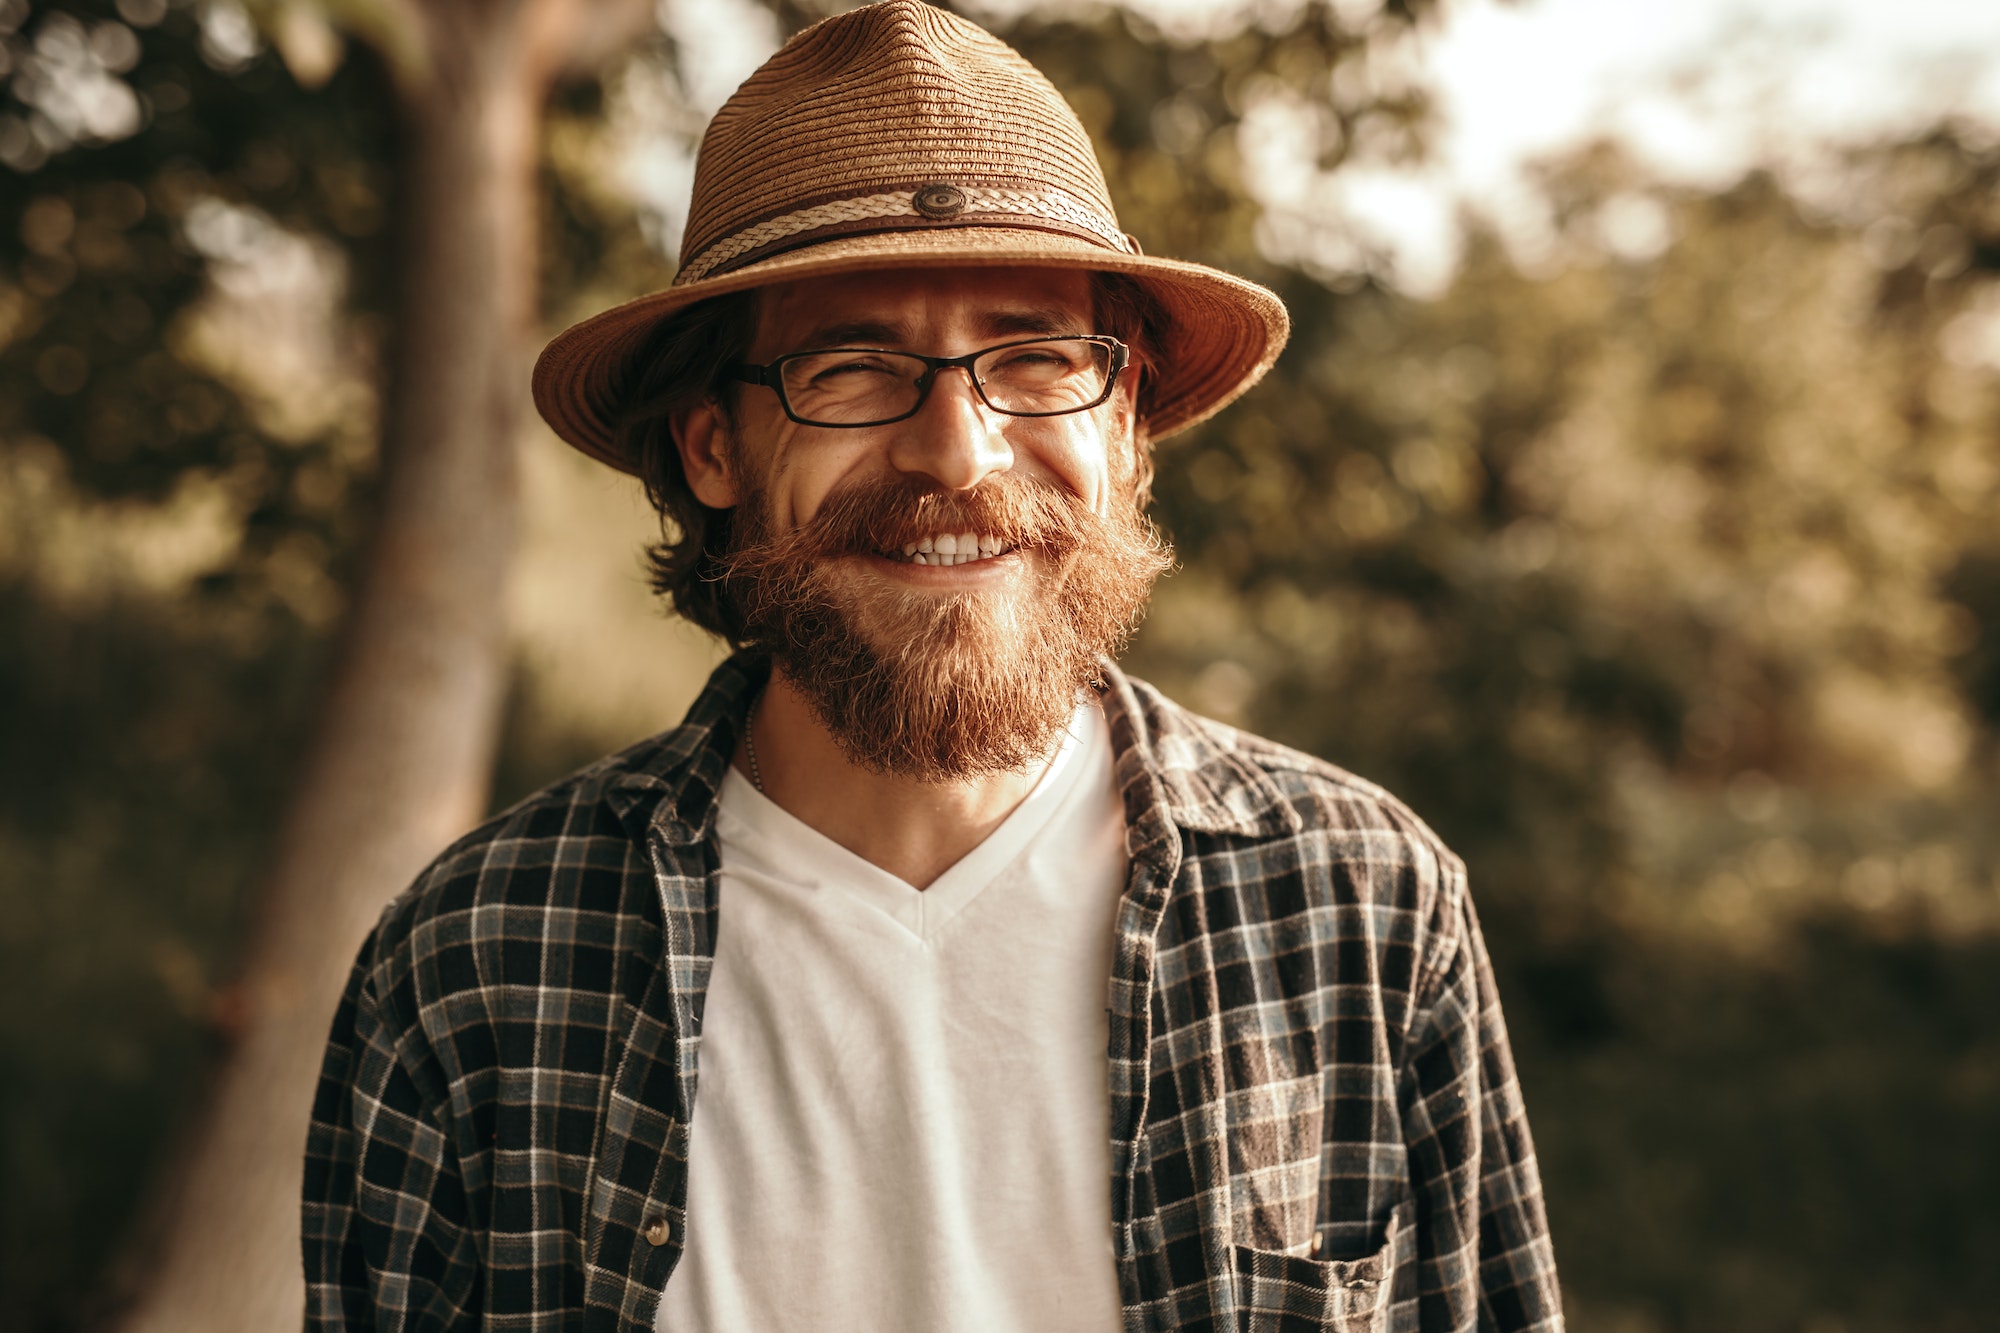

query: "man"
(303, 3), (1563, 1331)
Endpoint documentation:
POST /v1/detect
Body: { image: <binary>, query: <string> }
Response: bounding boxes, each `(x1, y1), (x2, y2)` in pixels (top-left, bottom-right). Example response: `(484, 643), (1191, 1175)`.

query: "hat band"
(675, 184), (1135, 285)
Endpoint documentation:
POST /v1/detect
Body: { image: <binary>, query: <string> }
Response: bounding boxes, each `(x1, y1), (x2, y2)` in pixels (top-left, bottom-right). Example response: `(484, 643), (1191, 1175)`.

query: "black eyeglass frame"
(726, 335), (1131, 429)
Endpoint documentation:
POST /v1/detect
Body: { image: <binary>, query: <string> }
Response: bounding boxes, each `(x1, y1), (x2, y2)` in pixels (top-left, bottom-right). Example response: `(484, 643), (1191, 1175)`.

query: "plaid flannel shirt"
(303, 654), (1562, 1332)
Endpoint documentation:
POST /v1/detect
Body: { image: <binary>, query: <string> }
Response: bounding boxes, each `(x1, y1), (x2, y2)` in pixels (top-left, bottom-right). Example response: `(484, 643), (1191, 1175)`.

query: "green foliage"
(1005, 0), (1433, 277)
(1945, 546), (2000, 729)
(1, 0), (393, 536)
(1147, 157), (1995, 885)
(0, 578), (327, 1328)
(1529, 918), (2000, 1331)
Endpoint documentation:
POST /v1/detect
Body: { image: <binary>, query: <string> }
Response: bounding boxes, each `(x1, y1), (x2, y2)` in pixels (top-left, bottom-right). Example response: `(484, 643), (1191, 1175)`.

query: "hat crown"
(679, 0), (1121, 279)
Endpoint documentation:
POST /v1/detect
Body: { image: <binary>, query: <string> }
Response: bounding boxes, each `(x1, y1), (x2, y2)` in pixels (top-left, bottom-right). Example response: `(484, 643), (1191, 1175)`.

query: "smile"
(886, 531), (1014, 567)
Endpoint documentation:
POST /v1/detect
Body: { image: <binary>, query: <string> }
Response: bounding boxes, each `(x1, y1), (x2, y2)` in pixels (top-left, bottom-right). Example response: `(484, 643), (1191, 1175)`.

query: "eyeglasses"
(728, 335), (1129, 428)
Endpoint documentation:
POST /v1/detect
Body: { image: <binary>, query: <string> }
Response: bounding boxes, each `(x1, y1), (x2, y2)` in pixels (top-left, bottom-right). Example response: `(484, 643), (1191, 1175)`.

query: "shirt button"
(1309, 1231), (1324, 1257)
(643, 1216), (672, 1247)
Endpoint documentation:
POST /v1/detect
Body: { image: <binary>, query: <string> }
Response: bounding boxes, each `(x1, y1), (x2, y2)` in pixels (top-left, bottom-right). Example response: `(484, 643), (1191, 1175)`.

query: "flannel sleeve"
(1399, 869), (1565, 1333)
(302, 926), (482, 1331)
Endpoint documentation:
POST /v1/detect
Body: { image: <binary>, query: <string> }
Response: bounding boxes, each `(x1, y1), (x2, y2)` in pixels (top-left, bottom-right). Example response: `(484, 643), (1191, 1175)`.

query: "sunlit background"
(4, 0), (1998, 1328)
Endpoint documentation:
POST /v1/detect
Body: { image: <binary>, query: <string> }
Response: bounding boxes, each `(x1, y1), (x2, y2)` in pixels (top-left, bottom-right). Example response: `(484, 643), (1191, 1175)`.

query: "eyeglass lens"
(777, 337), (1113, 425)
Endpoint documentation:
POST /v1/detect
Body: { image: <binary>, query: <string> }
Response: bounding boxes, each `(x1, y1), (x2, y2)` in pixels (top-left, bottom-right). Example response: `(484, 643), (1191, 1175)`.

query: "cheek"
(729, 403), (816, 525)
(1031, 416), (1119, 515)
(763, 432), (881, 530)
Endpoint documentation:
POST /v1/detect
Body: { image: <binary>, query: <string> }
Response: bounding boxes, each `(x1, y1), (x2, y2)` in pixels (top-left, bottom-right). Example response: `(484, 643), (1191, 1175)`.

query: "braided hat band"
(676, 181), (1135, 284)
(532, 0), (1290, 474)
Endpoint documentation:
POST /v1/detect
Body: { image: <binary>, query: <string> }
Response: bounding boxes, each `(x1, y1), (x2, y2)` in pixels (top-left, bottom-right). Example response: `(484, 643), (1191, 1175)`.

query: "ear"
(1106, 366), (1145, 482)
(1111, 362), (1142, 437)
(673, 398), (740, 509)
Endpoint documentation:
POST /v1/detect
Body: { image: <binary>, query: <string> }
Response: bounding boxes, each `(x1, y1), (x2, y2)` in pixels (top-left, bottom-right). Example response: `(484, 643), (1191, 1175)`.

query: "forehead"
(750, 265), (1094, 356)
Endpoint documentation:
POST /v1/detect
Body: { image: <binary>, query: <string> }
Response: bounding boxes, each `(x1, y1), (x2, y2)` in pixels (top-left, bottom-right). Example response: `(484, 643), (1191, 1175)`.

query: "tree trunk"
(115, 9), (556, 1329)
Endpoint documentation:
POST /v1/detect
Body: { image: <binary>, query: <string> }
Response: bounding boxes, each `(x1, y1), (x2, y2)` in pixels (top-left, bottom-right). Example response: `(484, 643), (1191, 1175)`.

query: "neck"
(738, 666), (1056, 889)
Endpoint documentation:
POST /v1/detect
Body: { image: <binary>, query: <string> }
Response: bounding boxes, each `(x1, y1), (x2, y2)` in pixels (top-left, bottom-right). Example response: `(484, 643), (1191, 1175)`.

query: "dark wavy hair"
(621, 272), (1170, 645)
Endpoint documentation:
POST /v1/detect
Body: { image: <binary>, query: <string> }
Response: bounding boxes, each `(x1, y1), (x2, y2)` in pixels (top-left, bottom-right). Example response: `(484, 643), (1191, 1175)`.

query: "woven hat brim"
(532, 226), (1289, 475)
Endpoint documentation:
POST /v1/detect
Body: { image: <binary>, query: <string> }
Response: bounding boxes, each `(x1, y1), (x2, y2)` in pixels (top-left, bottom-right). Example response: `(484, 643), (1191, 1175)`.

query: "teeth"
(894, 533), (1015, 564)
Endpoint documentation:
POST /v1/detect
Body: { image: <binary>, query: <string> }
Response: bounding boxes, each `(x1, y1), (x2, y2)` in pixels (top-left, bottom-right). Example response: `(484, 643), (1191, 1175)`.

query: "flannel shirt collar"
(598, 651), (1304, 861)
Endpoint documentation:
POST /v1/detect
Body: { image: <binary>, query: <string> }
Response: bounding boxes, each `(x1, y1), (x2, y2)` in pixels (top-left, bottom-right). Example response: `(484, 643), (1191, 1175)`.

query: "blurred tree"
(94, 0), (659, 1327)
(2, 4), (398, 1325)
(4, 0), (652, 1325)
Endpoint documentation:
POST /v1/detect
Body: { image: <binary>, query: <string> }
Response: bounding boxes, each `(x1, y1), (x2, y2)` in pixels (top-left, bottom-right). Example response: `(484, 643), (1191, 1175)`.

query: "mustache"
(719, 473), (1098, 576)
(712, 466), (1174, 779)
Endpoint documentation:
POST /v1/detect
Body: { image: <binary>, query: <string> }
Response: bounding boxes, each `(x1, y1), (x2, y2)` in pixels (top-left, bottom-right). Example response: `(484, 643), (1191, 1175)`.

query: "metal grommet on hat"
(913, 184), (968, 219)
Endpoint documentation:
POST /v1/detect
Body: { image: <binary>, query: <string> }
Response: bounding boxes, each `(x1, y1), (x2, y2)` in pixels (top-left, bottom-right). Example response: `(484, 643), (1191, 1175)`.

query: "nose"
(886, 365), (1013, 490)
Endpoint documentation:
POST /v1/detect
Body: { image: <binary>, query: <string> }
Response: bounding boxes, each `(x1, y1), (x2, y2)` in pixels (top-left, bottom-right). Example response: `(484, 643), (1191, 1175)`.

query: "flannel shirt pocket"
(1233, 1199), (1415, 1333)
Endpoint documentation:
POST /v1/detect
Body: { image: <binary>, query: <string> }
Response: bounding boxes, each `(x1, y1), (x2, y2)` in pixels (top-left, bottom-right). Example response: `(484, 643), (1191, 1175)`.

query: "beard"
(719, 470), (1172, 782)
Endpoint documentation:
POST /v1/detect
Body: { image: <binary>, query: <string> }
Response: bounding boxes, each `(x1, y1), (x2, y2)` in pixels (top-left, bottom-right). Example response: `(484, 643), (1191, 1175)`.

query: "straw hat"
(532, 0), (1290, 474)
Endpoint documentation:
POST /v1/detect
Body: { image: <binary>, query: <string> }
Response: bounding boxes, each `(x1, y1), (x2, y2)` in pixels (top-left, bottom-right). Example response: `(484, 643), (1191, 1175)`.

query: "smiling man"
(302, 4), (1562, 1332)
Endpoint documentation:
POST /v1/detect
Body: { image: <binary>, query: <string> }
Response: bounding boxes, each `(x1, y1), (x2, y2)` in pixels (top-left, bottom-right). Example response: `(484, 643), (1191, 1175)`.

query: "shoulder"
(401, 741), (659, 914)
(356, 730), (688, 1025)
(1105, 669), (1470, 972)
(1112, 671), (1461, 870)
(357, 656), (758, 1012)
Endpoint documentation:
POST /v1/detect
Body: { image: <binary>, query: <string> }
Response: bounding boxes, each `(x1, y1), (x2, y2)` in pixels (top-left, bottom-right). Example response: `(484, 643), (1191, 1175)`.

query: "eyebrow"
(784, 306), (1089, 354)
(980, 306), (1088, 339)
(789, 320), (905, 350)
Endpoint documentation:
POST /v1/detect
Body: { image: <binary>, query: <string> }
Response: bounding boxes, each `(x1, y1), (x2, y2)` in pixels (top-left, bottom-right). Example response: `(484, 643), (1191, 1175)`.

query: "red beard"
(719, 471), (1172, 781)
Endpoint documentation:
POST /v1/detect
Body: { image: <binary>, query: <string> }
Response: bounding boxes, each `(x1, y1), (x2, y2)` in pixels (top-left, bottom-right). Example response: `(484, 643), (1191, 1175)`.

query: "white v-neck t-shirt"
(653, 702), (1128, 1333)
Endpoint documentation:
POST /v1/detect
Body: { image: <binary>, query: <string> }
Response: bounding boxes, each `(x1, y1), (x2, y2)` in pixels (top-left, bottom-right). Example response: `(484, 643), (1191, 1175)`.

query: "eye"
(807, 354), (900, 384)
(986, 344), (1088, 377)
